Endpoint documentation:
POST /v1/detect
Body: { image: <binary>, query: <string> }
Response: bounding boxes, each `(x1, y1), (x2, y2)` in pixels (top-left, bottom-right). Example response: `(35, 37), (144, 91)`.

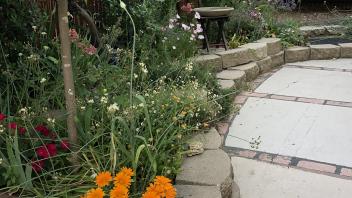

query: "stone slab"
(219, 79), (235, 89)
(175, 185), (221, 198)
(176, 149), (232, 186)
(310, 44), (341, 60)
(256, 56), (272, 73)
(255, 67), (352, 102)
(232, 157), (352, 198)
(338, 43), (352, 58)
(216, 70), (246, 84)
(195, 54), (223, 71)
(229, 62), (260, 81)
(216, 48), (253, 68)
(285, 46), (310, 63)
(256, 38), (282, 55)
(300, 26), (326, 37)
(226, 97), (352, 167)
(270, 51), (284, 67)
(240, 42), (268, 61)
(286, 58), (352, 70)
(188, 128), (222, 150)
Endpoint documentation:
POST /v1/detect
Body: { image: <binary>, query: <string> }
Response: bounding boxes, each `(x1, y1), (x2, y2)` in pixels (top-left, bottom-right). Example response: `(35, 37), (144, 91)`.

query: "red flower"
(19, 127), (27, 135)
(84, 45), (97, 55)
(46, 143), (57, 157)
(8, 122), (17, 129)
(69, 29), (79, 41)
(35, 125), (51, 136)
(32, 160), (45, 173)
(181, 3), (193, 13)
(0, 113), (6, 121)
(60, 140), (70, 151)
(36, 146), (49, 158)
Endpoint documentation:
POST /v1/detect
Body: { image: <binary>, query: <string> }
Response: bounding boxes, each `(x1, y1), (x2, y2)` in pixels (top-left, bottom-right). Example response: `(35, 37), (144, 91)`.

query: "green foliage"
(0, 0), (234, 196)
(269, 19), (306, 47)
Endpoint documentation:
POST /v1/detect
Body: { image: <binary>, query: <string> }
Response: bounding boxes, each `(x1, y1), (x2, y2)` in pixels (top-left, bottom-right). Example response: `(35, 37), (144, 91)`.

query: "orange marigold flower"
(86, 188), (104, 198)
(142, 190), (159, 198)
(114, 167), (134, 188)
(155, 176), (172, 185)
(95, 171), (112, 187)
(110, 184), (129, 198)
(142, 176), (176, 198)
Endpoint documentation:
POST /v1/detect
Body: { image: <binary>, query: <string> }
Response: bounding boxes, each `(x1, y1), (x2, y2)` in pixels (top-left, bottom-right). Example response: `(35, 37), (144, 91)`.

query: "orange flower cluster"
(81, 168), (176, 198)
(81, 167), (133, 198)
(142, 176), (176, 198)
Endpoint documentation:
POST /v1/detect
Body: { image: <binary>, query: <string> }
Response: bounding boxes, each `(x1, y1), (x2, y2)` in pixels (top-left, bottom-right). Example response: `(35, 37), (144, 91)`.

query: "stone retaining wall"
(177, 38), (352, 198)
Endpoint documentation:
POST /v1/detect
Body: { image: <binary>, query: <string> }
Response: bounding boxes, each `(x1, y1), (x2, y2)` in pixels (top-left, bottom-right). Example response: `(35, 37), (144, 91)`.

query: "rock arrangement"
(177, 37), (352, 198)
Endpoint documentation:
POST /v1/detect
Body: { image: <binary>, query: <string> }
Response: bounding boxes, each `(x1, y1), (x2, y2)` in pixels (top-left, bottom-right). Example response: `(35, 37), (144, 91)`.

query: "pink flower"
(84, 45), (97, 55)
(19, 127), (27, 135)
(35, 125), (51, 136)
(195, 12), (201, 19)
(69, 29), (79, 41)
(32, 160), (45, 173)
(181, 3), (192, 13)
(0, 113), (6, 121)
(60, 140), (70, 151)
(196, 24), (203, 33)
(8, 122), (17, 129)
(181, 24), (190, 31)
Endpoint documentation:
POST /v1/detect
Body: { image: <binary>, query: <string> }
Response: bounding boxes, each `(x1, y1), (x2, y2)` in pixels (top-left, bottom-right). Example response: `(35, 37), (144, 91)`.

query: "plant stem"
(57, 0), (78, 161)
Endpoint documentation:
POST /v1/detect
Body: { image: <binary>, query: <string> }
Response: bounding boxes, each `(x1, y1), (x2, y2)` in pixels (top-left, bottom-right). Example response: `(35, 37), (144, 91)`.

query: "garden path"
(225, 59), (352, 198)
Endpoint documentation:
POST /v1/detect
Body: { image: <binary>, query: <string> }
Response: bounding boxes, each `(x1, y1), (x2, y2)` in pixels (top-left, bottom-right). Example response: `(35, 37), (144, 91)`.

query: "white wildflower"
(40, 78), (47, 83)
(107, 103), (119, 114)
(100, 96), (108, 104)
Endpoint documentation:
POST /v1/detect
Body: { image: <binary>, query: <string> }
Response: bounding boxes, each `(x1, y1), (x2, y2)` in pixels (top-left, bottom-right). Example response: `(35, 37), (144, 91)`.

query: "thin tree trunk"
(57, 0), (78, 161)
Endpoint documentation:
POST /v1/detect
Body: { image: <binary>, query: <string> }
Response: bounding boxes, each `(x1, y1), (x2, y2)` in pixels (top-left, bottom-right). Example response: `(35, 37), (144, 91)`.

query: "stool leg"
(217, 19), (228, 50)
(200, 19), (210, 52)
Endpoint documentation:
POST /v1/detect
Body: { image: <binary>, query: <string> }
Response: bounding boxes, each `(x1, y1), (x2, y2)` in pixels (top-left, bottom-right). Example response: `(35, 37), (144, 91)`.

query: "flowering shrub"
(0, 1), (234, 197)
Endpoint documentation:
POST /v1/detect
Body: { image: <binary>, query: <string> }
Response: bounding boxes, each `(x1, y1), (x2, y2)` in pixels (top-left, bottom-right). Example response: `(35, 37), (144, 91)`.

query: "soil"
(276, 11), (352, 26)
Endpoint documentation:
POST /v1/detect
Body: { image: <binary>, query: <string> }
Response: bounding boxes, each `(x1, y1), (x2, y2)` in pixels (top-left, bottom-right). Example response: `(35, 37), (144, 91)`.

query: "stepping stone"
(188, 128), (222, 150)
(175, 185), (222, 198)
(218, 79), (235, 89)
(270, 51), (284, 67)
(310, 44), (341, 60)
(216, 48), (252, 68)
(256, 38), (282, 55)
(285, 46), (310, 63)
(216, 70), (246, 84)
(240, 42), (268, 61)
(229, 62), (260, 81)
(257, 56), (273, 73)
(232, 182), (241, 198)
(299, 26), (326, 37)
(176, 149), (233, 198)
(195, 54), (223, 71)
(338, 43), (352, 58)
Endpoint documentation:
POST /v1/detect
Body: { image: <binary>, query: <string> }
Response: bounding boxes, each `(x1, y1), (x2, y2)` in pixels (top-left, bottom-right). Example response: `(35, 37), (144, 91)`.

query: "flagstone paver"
(225, 59), (352, 197)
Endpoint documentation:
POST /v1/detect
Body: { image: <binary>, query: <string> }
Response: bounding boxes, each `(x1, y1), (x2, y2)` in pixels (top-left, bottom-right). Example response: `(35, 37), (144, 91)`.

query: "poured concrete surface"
(232, 157), (352, 198)
(255, 67), (352, 102)
(288, 58), (352, 70)
(226, 97), (352, 167)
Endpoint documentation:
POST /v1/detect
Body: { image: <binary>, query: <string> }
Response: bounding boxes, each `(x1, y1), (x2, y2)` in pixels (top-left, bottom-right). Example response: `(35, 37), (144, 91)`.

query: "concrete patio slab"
(287, 58), (352, 70)
(225, 97), (352, 167)
(255, 67), (352, 102)
(232, 157), (352, 198)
